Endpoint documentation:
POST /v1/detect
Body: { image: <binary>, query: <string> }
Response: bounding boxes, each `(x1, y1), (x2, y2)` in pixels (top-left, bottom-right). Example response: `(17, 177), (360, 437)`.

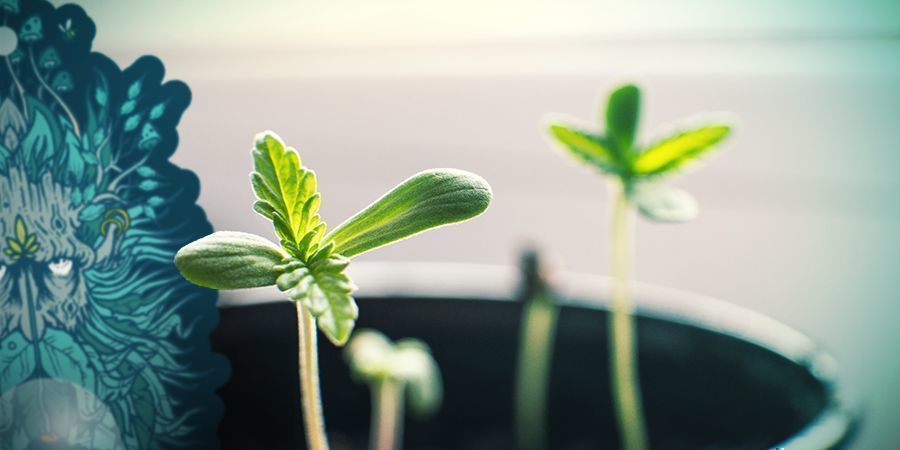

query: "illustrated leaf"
(606, 84), (641, 153)
(128, 80), (142, 99)
(15, 216), (26, 243)
(0, 144), (10, 172)
(633, 124), (730, 176)
(325, 169), (492, 258)
(0, 332), (35, 393)
(120, 100), (136, 115)
(149, 103), (166, 120)
(632, 183), (698, 223)
(20, 111), (54, 178)
(40, 328), (95, 388)
(79, 204), (104, 222)
(95, 87), (107, 106)
(131, 373), (156, 450)
(251, 131), (324, 258)
(84, 184), (96, 201)
(138, 179), (158, 191)
(137, 166), (157, 177)
(276, 244), (357, 346)
(547, 124), (622, 174)
(175, 231), (286, 290)
(124, 114), (141, 132)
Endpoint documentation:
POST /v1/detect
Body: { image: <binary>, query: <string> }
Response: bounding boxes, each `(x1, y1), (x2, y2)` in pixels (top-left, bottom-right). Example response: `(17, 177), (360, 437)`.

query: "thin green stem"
(370, 378), (404, 450)
(514, 291), (559, 450)
(296, 302), (330, 450)
(609, 179), (648, 450)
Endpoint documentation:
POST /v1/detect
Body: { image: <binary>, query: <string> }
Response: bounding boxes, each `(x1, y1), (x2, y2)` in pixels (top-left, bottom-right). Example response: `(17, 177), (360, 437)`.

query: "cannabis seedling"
(345, 329), (442, 450)
(546, 85), (730, 450)
(514, 250), (559, 450)
(175, 131), (491, 450)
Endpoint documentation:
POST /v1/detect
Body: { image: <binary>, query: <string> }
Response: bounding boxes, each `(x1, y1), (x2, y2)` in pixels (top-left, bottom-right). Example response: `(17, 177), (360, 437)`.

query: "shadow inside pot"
(212, 265), (856, 450)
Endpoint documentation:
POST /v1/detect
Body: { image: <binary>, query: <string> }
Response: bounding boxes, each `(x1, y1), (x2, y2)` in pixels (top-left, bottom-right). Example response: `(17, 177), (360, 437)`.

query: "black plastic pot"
(211, 263), (857, 450)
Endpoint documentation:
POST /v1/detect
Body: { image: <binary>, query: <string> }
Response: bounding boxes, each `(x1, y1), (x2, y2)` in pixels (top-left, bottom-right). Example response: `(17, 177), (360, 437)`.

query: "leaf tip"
(254, 130), (285, 153)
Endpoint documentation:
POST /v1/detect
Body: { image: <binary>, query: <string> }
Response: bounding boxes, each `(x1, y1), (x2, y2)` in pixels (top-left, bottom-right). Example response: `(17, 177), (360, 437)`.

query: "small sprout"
(175, 131), (491, 450)
(513, 250), (559, 450)
(345, 330), (442, 450)
(547, 84), (730, 222)
(545, 84), (732, 450)
(18, 16), (42, 43)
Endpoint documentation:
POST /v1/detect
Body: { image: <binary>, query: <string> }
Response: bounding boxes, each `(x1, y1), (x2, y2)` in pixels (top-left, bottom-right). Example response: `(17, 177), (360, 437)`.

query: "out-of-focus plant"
(175, 131), (491, 450)
(545, 85), (731, 450)
(513, 250), (559, 450)
(345, 329), (442, 450)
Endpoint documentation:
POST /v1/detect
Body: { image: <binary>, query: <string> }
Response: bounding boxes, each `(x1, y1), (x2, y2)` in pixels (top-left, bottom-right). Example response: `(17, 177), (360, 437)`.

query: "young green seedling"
(514, 250), (559, 450)
(344, 329), (442, 450)
(175, 131), (491, 450)
(545, 85), (730, 450)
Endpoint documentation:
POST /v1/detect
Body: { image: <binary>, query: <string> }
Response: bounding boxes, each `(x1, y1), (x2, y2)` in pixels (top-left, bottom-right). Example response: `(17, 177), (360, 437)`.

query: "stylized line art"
(0, 1), (227, 448)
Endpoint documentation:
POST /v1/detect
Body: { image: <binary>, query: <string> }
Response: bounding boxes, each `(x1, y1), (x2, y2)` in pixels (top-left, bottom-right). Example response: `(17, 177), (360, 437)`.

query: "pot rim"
(217, 261), (859, 449)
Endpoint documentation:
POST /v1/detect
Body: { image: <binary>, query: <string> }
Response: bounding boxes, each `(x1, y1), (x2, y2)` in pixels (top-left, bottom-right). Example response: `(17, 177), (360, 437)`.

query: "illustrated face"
(0, 169), (100, 341)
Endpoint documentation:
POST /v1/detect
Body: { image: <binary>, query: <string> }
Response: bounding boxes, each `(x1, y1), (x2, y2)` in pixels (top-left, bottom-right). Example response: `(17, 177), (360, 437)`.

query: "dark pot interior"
(212, 291), (856, 450)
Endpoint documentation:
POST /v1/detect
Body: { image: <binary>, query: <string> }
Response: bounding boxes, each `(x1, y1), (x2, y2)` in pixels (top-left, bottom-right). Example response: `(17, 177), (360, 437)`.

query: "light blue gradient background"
(58, 1), (900, 448)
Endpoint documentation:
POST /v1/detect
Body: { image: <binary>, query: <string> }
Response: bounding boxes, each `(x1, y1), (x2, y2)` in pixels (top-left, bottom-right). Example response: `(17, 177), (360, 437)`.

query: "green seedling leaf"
(251, 131), (325, 258)
(633, 124), (730, 176)
(325, 169), (492, 258)
(606, 84), (640, 153)
(632, 183), (698, 223)
(177, 132), (491, 347)
(546, 124), (621, 174)
(175, 231), (286, 289)
(344, 330), (443, 419)
(276, 244), (358, 346)
(545, 83), (731, 225)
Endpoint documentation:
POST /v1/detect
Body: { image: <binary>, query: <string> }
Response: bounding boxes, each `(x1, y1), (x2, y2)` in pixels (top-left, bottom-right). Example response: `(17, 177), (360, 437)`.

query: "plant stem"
(609, 179), (648, 450)
(296, 302), (330, 450)
(514, 291), (559, 450)
(370, 378), (404, 450)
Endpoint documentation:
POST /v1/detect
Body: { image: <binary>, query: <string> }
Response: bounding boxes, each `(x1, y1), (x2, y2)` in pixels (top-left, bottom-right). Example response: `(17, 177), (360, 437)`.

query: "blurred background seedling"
(545, 84), (731, 450)
(345, 329), (443, 450)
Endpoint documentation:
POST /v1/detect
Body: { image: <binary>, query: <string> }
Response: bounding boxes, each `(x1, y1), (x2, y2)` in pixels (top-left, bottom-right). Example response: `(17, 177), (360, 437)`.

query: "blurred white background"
(63, 1), (900, 448)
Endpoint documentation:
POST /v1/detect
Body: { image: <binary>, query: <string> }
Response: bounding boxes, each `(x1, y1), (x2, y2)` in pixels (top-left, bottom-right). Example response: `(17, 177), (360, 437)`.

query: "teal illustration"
(0, 1), (227, 449)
